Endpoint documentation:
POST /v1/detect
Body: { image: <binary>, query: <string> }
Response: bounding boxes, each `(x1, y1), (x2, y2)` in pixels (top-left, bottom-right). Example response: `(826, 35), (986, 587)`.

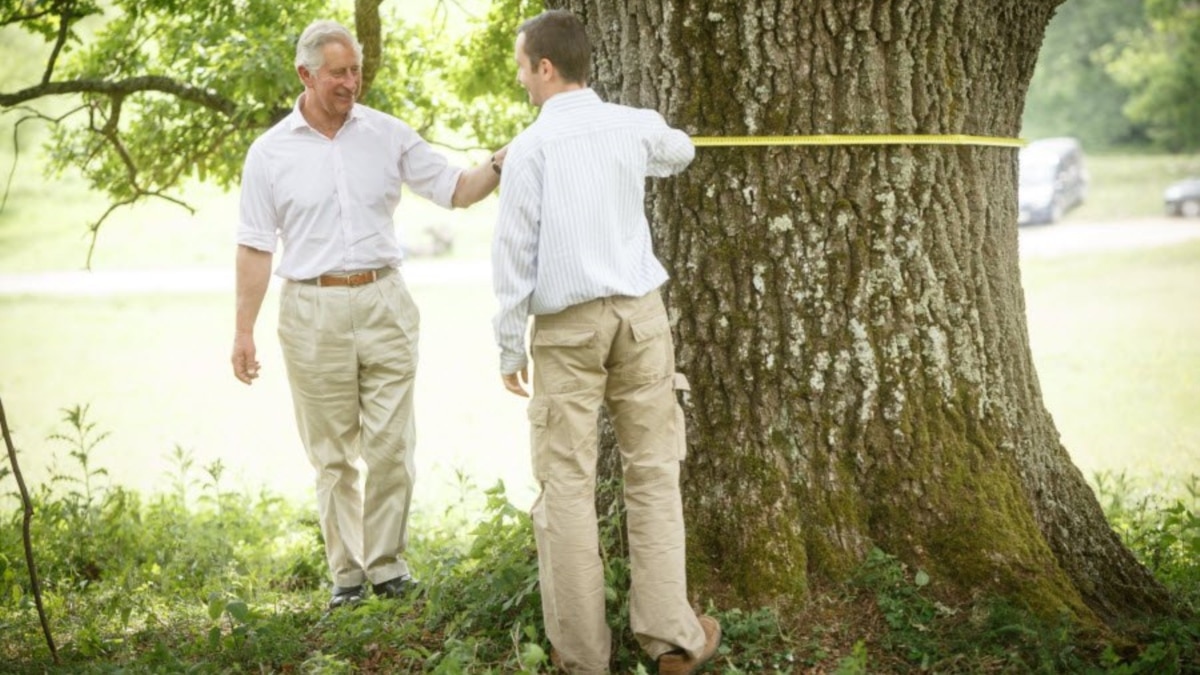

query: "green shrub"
(2, 407), (1198, 673)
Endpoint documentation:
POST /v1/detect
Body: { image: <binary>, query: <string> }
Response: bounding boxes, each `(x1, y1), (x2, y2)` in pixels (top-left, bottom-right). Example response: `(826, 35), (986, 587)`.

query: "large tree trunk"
(556, 0), (1169, 626)
(354, 0), (383, 97)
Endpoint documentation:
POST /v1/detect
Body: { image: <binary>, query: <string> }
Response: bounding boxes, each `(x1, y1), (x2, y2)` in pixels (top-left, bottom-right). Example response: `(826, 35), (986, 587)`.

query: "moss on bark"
(556, 0), (1169, 629)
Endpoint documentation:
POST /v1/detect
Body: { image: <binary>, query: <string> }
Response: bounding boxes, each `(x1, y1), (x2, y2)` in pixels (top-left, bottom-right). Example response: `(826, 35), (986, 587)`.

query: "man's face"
(514, 33), (546, 107)
(300, 40), (360, 118)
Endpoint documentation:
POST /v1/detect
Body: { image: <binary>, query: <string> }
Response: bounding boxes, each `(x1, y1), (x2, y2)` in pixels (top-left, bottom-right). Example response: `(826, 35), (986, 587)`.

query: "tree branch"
(42, 0), (74, 85)
(0, 397), (58, 664)
(1, 104), (87, 212)
(0, 6), (58, 27)
(0, 77), (239, 118)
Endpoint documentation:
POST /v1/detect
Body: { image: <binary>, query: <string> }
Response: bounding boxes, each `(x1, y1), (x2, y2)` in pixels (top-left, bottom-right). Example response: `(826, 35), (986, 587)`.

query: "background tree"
(0, 0), (1185, 640)
(550, 0), (1172, 636)
(442, 0), (541, 149)
(0, 0), (484, 262)
(1020, 0), (1148, 148)
(3, 0), (1194, 256)
(1104, 0), (1200, 152)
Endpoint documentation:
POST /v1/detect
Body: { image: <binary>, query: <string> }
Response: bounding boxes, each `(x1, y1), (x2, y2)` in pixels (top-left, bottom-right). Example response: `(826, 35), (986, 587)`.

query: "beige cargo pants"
(527, 290), (705, 674)
(277, 269), (418, 589)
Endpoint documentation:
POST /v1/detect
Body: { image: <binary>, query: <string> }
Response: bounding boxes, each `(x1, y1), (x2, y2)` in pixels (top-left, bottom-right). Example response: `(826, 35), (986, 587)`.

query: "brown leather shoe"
(656, 615), (722, 675)
(550, 647), (565, 671)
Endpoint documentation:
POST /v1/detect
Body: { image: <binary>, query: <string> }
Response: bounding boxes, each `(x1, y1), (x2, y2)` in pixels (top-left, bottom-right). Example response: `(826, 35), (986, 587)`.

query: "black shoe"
(329, 584), (363, 608)
(371, 574), (418, 599)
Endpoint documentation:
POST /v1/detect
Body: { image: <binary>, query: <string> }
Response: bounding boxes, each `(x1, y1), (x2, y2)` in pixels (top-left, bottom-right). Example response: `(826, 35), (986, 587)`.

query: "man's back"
(495, 88), (694, 319)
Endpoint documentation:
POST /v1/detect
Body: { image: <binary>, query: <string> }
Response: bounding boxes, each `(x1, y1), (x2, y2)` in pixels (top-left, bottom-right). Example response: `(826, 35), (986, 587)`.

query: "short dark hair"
(518, 10), (591, 85)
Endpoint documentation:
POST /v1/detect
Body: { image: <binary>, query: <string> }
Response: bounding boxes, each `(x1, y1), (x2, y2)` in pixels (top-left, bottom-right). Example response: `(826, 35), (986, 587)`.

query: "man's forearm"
(235, 244), (272, 334)
(451, 159), (502, 208)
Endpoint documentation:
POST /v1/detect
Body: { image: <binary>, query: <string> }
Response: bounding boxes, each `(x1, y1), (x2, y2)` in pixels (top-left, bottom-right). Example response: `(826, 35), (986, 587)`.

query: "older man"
(232, 19), (504, 608)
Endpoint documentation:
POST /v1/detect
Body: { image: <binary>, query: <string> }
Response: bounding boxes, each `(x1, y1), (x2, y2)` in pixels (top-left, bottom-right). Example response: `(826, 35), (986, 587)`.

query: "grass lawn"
(3, 240), (1197, 508)
(1069, 151), (1200, 222)
(1023, 241), (1200, 482)
(0, 279), (537, 513)
(2, 146), (1199, 507)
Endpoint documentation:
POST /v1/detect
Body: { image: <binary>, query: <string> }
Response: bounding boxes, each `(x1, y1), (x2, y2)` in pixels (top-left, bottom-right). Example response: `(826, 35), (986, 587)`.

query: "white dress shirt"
(492, 88), (695, 374)
(238, 97), (462, 281)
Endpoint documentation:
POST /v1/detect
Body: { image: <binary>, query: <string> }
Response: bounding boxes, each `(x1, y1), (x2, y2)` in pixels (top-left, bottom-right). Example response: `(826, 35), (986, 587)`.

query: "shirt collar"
(540, 88), (600, 116)
(286, 93), (367, 134)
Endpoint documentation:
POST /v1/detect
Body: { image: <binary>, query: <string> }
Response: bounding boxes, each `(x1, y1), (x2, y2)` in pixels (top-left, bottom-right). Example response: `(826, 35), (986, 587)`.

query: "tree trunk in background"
(556, 0), (1169, 626)
(355, 0), (383, 97)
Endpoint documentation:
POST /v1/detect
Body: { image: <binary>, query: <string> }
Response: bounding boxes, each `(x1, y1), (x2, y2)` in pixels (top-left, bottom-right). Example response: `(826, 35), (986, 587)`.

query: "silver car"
(1018, 137), (1089, 225)
(1164, 178), (1200, 218)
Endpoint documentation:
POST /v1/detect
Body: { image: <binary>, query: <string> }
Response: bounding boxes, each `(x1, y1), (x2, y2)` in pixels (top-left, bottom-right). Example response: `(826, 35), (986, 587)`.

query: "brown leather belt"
(301, 267), (394, 287)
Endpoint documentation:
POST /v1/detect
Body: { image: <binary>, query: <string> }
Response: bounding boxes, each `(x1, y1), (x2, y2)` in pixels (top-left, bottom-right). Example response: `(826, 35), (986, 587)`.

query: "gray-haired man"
(232, 19), (505, 608)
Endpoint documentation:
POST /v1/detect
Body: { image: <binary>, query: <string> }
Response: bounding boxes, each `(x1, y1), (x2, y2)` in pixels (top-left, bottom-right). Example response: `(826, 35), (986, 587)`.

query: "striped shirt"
(492, 88), (695, 374)
(238, 97), (462, 281)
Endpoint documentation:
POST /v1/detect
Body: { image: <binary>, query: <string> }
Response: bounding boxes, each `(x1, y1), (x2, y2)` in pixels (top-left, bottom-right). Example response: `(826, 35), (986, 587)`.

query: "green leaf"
(207, 593), (224, 620)
(518, 641), (545, 668)
(226, 600), (250, 623)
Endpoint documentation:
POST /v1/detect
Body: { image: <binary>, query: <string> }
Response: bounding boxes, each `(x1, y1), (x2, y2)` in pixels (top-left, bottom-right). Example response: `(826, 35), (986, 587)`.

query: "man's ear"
(537, 58), (555, 81)
(297, 65), (314, 87)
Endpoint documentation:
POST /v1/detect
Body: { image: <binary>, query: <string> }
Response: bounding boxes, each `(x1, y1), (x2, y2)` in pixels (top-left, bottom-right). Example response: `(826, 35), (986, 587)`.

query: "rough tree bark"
(557, 0), (1170, 627)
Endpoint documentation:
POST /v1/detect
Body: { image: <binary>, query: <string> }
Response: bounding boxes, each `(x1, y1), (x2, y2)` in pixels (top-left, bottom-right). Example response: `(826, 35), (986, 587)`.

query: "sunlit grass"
(1068, 151), (1200, 222)
(2, 135), (1198, 507)
(2, 239), (1197, 508)
(1023, 240), (1200, 483)
(0, 281), (535, 514)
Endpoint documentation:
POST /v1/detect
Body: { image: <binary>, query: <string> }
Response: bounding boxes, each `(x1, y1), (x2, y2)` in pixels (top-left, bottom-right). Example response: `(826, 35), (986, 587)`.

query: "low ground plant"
(1, 407), (1197, 673)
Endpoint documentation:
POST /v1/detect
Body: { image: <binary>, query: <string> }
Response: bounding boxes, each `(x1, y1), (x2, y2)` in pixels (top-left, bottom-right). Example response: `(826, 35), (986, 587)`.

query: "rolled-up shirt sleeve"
(399, 129), (463, 209)
(237, 143), (279, 253)
(491, 157), (542, 375)
(644, 111), (695, 178)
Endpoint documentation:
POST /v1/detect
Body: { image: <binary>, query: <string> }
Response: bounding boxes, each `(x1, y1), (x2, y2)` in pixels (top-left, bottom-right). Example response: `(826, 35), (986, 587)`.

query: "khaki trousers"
(527, 290), (705, 674)
(278, 270), (418, 588)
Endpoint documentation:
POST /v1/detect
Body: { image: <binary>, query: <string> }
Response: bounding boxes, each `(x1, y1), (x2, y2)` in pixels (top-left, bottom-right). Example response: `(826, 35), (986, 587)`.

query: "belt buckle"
(315, 268), (380, 287)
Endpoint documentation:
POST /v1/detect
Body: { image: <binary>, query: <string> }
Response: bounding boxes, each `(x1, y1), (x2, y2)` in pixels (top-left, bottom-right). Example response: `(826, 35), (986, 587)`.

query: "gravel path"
(1018, 217), (1200, 259)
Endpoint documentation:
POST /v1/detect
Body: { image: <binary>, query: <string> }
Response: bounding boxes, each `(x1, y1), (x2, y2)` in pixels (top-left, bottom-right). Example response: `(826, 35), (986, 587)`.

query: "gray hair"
(295, 20), (363, 72)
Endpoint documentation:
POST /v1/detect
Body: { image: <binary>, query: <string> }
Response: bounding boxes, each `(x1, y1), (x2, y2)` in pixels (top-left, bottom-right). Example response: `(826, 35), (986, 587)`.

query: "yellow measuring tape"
(691, 134), (1025, 148)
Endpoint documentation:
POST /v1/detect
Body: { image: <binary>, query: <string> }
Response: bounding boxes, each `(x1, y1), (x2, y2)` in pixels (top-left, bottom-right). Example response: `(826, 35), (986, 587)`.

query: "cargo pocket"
(625, 313), (673, 383)
(673, 372), (690, 461)
(531, 328), (598, 394)
(527, 398), (551, 482)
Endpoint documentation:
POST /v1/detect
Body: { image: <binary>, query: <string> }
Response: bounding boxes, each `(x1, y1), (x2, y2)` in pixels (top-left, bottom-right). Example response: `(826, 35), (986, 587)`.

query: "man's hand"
(502, 367), (529, 398)
(232, 333), (261, 385)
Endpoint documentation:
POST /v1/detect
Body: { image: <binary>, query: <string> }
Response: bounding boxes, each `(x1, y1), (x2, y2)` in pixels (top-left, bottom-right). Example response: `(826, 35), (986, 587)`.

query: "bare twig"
(1, 104), (90, 212)
(83, 191), (196, 269)
(0, 397), (58, 664)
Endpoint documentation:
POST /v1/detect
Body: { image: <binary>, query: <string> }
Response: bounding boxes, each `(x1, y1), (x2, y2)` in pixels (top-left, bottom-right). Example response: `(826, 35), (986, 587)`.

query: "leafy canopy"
(0, 0), (541, 248)
(1105, 0), (1200, 151)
